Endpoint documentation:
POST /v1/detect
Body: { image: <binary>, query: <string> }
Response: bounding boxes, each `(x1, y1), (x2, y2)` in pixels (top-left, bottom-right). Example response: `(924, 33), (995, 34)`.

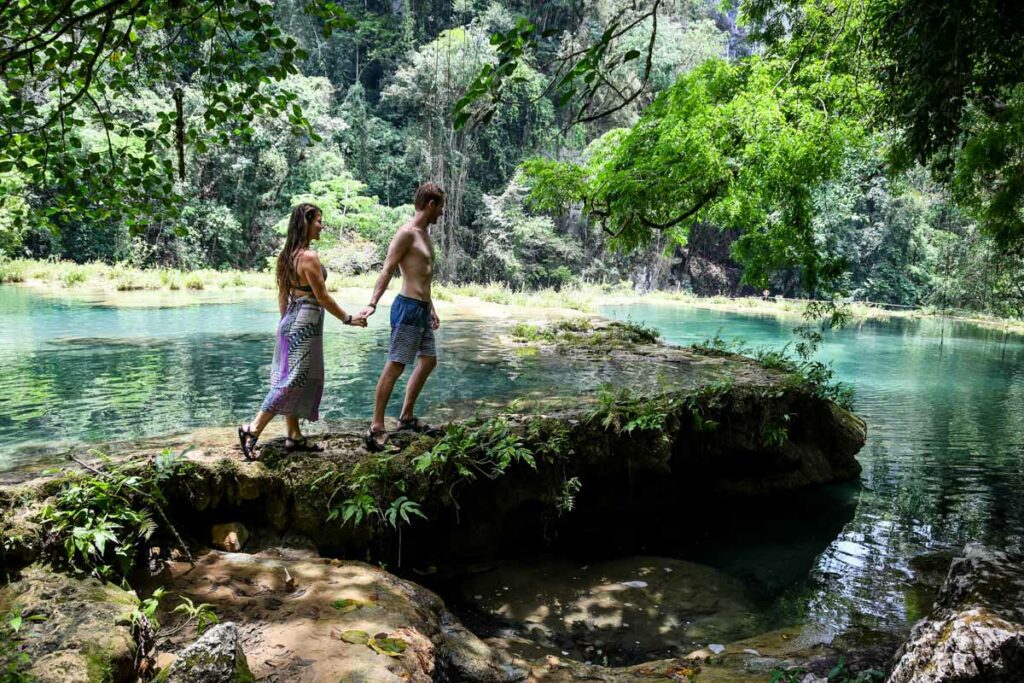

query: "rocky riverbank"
(0, 321), (881, 681)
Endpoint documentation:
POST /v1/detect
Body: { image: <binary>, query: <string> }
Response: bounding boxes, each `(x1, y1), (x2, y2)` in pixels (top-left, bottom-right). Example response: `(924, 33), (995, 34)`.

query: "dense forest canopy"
(1, 0), (1022, 316)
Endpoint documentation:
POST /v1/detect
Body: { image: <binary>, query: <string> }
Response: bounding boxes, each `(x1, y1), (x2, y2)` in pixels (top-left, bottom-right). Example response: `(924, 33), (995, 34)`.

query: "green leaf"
(368, 636), (407, 657)
(330, 598), (371, 613)
(339, 629), (369, 644)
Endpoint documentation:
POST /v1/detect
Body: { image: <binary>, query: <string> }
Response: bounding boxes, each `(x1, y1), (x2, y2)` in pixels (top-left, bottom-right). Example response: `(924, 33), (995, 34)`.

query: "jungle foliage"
(1, 0), (1022, 316)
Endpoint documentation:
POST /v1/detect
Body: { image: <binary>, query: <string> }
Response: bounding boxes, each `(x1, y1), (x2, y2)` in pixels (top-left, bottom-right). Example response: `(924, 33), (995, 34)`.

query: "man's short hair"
(414, 182), (446, 210)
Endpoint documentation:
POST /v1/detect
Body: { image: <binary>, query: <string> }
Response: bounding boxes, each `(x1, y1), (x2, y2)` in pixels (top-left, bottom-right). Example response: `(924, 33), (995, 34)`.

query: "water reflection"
(602, 302), (1024, 635)
(0, 287), (687, 470)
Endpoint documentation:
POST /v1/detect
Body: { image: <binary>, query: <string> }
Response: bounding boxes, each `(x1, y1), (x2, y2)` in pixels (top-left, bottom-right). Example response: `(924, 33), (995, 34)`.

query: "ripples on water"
(3, 286), (1023, 640)
(0, 287), (673, 470)
(602, 303), (1024, 636)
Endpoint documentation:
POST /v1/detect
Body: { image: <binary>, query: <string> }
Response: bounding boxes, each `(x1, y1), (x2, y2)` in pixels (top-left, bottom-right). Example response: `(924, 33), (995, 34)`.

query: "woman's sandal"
(364, 428), (389, 453)
(285, 436), (324, 453)
(238, 425), (260, 461)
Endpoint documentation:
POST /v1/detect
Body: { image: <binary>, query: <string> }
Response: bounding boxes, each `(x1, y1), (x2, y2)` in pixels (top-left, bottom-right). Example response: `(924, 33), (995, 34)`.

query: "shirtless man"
(359, 182), (445, 450)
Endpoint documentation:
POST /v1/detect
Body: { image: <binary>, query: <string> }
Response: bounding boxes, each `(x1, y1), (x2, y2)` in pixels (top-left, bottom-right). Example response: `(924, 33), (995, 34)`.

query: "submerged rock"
(151, 549), (527, 683)
(0, 564), (138, 683)
(154, 622), (253, 682)
(457, 556), (757, 663)
(887, 543), (1024, 683)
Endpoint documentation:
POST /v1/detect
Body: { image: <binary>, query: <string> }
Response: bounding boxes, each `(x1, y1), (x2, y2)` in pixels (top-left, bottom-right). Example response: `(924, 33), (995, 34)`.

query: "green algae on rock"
(0, 565), (138, 683)
(148, 549), (527, 683)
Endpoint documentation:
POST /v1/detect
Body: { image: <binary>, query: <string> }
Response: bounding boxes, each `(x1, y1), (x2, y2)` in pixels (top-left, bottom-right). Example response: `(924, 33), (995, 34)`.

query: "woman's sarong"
(260, 295), (325, 420)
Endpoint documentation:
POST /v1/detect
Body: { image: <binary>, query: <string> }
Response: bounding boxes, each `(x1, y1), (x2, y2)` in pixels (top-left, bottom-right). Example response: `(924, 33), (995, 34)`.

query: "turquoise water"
(3, 285), (1024, 640)
(0, 286), (653, 471)
(602, 302), (1024, 636)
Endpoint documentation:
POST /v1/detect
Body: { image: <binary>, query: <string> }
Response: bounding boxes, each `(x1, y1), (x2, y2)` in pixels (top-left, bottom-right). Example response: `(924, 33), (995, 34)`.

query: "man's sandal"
(285, 436), (324, 453)
(365, 428), (389, 453)
(238, 425), (260, 461)
(397, 417), (442, 436)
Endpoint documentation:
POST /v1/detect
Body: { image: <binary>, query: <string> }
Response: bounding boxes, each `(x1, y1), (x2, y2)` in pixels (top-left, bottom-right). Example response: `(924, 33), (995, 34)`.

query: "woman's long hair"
(276, 203), (321, 297)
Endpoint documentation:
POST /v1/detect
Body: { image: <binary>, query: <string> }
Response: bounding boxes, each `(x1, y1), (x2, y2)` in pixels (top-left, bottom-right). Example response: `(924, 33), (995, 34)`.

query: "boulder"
(154, 622), (253, 682)
(210, 523), (249, 552)
(151, 550), (527, 683)
(0, 564), (138, 683)
(887, 543), (1024, 683)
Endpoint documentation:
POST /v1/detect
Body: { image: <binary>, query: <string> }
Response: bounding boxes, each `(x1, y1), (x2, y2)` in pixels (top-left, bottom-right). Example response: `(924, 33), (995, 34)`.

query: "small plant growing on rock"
(42, 469), (159, 583)
(413, 417), (536, 483)
(761, 413), (791, 448)
(1, 605), (43, 682)
(589, 386), (677, 435)
(40, 450), (191, 584)
(682, 378), (733, 432)
(171, 595), (219, 635)
(691, 331), (743, 357)
(556, 477), (582, 514)
(384, 497), (426, 528)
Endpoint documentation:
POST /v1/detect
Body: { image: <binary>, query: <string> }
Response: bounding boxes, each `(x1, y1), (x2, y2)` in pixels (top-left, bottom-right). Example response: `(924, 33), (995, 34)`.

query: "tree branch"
(636, 183), (725, 231)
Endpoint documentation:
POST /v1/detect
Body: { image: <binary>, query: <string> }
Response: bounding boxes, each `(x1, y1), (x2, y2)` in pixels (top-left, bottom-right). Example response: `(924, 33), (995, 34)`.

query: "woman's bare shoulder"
(296, 249), (322, 267)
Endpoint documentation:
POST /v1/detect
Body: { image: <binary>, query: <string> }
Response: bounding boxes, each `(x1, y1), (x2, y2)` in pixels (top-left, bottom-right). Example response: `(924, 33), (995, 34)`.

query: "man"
(359, 182), (445, 451)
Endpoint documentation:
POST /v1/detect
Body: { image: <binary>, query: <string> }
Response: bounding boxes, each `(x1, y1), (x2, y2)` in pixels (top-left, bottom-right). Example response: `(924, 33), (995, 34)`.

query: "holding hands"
(357, 302), (377, 320)
(344, 312), (369, 327)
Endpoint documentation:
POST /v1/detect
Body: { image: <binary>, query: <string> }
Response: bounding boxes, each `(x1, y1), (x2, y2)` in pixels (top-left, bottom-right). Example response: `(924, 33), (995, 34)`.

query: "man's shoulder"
(393, 224), (419, 241)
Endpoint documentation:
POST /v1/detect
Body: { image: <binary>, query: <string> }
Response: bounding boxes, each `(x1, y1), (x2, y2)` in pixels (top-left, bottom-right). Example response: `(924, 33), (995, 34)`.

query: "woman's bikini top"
(291, 252), (327, 294)
(292, 265), (327, 292)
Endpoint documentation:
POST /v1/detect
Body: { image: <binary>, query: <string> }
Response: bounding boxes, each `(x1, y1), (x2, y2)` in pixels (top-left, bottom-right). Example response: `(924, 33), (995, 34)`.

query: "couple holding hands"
(238, 182), (446, 460)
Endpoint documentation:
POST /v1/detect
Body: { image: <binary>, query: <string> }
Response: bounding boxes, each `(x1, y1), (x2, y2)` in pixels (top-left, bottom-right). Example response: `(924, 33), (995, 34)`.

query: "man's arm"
(360, 229), (413, 318)
(429, 300), (440, 330)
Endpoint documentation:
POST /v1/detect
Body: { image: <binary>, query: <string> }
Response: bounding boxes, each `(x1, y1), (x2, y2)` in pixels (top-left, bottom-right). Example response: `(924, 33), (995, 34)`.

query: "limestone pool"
(600, 301), (1024, 639)
(2, 284), (1023, 649)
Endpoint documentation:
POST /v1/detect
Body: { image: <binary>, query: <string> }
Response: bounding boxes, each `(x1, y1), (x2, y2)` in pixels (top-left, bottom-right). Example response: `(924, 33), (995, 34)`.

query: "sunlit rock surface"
(149, 549), (527, 683)
(153, 622), (253, 683)
(887, 543), (1024, 683)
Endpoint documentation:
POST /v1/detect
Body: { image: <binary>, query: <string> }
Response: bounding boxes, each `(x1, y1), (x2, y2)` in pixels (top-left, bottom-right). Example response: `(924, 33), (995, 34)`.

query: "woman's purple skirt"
(260, 296), (325, 420)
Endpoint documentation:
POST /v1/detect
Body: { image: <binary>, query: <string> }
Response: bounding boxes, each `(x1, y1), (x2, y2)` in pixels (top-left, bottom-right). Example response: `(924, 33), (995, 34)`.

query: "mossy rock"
(0, 565), (138, 683)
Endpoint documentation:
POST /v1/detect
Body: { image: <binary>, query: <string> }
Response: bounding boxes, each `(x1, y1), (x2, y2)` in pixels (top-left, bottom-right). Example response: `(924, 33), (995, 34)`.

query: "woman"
(238, 203), (367, 460)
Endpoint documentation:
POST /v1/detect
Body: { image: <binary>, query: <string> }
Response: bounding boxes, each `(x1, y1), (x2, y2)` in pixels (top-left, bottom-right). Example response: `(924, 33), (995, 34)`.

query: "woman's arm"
(297, 252), (367, 326)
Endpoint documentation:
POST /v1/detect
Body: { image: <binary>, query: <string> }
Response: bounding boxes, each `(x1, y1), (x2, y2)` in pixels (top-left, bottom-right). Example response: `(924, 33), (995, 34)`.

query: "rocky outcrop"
(154, 622), (253, 682)
(150, 549), (527, 683)
(0, 323), (866, 573)
(0, 565), (138, 683)
(887, 543), (1024, 683)
(0, 322), (872, 682)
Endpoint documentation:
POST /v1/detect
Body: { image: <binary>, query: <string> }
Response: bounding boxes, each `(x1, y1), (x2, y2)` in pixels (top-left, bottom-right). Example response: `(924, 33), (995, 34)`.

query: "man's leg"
(371, 360), (406, 433)
(399, 355), (437, 421)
